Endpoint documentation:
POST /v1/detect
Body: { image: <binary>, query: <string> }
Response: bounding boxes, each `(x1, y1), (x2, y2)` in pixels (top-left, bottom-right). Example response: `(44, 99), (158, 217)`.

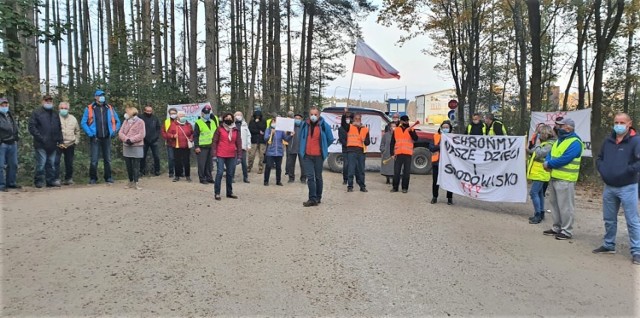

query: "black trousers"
(174, 148), (191, 177)
(432, 164), (452, 198)
(393, 154), (412, 191)
(55, 145), (75, 181)
(264, 156), (283, 183)
(140, 141), (161, 175)
(285, 153), (305, 181)
(125, 157), (140, 182)
(342, 151), (348, 182)
(197, 147), (213, 182)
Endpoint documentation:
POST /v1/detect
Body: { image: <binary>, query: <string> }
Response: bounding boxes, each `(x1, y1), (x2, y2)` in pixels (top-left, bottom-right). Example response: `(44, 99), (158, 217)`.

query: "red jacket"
(211, 126), (242, 159)
(166, 121), (194, 149)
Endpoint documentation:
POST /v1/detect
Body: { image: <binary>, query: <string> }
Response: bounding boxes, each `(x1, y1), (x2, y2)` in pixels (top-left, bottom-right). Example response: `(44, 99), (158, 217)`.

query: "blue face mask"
(310, 115), (318, 123)
(43, 103), (53, 110)
(613, 124), (628, 135)
(442, 128), (450, 134)
(98, 96), (106, 103)
(203, 114), (211, 120)
(59, 109), (69, 116)
(295, 119), (302, 126)
(0, 106), (8, 114)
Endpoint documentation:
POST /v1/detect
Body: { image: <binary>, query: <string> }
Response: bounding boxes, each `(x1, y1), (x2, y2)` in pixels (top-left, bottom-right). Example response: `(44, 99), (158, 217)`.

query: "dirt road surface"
(2, 169), (639, 316)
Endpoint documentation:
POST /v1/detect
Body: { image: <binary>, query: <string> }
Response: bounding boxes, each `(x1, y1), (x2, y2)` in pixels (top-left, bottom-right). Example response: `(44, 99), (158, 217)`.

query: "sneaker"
(7, 184), (22, 189)
(89, 179), (97, 185)
(207, 179), (215, 184)
(154, 172), (161, 176)
(528, 215), (536, 221)
(555, 233), (572, 240)
(303, 200), (318, 207)
(390, 189), (399, 193)
(63, 179), (74, 185)
(402, 189), (408, 193)
(47, 180), (62, 187)
(529, 216), (542, 224)
(633, 255), (640, 265)
(276, 182), (284, 186)
(543, 229), (559, 236)
(430, 198), (437, 204)
(342, 180), (347, 185)
(169, 173), (174, 178)
(214, 194), (221, 201)
(288, 179), (295, 183)
(243, 178), (250, 183)
(134, 182), (142, 190)
(317, 199), (322, 204)
(173, 177), (180, 182)
(186, 177), (192, 182)
(106, 179), (114, 184)
(347, 187), (353, 192)
(360, 187), (368, 192)
(264, 181), (269, 186)
(35, 183), (44, 189)
(226, 194), (238, 199)
(592, 246), (616, 254)
(124, 182), (133, 189)
(200, 180), (208, 185)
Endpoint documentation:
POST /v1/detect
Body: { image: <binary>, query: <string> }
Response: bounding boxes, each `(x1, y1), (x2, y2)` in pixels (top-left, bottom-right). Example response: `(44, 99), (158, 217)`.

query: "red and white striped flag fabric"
(353, 39), (400, 79)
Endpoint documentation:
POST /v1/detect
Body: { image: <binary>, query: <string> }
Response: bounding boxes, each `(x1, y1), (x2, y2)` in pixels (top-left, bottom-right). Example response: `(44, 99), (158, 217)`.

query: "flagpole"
(345, 71), (355, 112)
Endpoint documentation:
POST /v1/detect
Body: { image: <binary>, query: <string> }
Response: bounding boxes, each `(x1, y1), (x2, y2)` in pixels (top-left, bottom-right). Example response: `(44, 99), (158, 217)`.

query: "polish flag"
(353, 39), (400, 79)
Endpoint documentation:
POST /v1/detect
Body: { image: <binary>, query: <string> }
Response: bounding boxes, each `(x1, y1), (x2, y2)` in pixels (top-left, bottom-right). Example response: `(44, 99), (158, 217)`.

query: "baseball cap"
(400, 115), (410, 122)
(0, 98), (8, 104)
(94, 89), (105, 96)
(202, 105), (212, 114)
(555, 117), (575, 128)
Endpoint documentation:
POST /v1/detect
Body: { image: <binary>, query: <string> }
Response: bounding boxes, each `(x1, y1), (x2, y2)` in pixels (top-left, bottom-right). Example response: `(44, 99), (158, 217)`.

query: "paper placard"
(275, 117), (295, 132)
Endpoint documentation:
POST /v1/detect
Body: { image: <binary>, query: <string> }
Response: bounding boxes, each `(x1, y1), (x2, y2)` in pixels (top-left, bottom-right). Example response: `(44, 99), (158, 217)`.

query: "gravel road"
(2, 169), (639, 316)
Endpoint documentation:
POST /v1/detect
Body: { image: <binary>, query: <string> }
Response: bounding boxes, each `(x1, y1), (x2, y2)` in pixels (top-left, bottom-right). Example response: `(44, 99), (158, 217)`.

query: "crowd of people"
(0, 91), (638, 264)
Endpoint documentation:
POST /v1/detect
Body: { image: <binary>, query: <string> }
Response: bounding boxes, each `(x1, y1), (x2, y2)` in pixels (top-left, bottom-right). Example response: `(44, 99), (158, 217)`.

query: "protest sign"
(321, 113), (382, 153)
(275, 117), (295, 132)
(438, 134), (527, 203)
(529, 109), (591, 157)
(166, 102), (212, 126)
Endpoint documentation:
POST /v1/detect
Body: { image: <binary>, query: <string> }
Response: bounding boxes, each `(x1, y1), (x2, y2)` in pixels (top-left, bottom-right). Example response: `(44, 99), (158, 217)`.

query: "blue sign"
(448, 109), (456, 121)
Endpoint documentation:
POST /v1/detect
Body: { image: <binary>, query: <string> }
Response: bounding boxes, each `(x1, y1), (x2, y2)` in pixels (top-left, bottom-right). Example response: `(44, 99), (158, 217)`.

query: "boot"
(134, 182), (142, 190)
(124, 182), (133, 189)
(540, 210), (546, 220)
(430, 198), (437, 204)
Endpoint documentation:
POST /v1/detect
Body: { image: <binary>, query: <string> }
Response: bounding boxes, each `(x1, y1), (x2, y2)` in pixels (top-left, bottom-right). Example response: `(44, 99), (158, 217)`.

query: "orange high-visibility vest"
(346, 125), (368, 151)
(432, 133), (441, 163)
(393, 127), (414, 156)
(87, 104), (117, 132)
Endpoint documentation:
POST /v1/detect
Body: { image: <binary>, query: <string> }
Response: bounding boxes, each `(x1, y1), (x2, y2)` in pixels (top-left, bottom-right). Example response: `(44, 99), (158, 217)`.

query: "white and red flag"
(352, 39), (400, 79)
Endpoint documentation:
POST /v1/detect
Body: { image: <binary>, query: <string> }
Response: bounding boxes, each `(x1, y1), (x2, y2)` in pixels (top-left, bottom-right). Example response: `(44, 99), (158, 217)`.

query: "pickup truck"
(320, 106), (436, 174)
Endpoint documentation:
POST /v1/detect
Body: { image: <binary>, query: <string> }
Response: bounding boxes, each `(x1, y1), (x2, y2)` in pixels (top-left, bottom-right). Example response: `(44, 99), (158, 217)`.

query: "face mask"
(203, 114), (211, 120)
(402, 122), (409, 127)
(310, 115), (318, 122)
(345, 119), (351, 124)
(473, 120), (480, 125)
(59, 109), (69, 116)
(170, 114), (177, 119)
(235, 115), (243, 122)
(613, 124), (628, 135)
(271, 123), (276, 128)
(294, 119), (302, 126)
(43, 103), (53, 110)
(442, 128), (450, 134)
(0, 106), (8, 114)
(224, 119), (233, 125)
(98, 96), (106, 103)
(124, 113), (130, 120)
(145, 112), (152, 117)
(558, 129), (569, 137)
(179, 117), (187, 124)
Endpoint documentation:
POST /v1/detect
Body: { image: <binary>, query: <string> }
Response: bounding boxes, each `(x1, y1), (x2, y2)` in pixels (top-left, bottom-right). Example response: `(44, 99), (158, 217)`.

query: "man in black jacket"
(28, 95), (63, 188)
(0, 98), (21, 192)
(140, 104), (162, 176)
(338, 112), (354, 185)
(247, 110), (267, 174)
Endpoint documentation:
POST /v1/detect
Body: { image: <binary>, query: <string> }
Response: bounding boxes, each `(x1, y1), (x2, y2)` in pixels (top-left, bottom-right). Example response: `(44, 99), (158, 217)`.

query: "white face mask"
(235, 115), (243, 122)
(124, 113), (130, 120)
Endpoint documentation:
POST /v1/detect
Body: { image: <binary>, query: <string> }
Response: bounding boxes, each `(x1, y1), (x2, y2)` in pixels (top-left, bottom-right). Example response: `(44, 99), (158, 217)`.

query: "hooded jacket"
(299, 118), (334, 160)
(597, 128), (640, 187)
(248, 111), (267, 144)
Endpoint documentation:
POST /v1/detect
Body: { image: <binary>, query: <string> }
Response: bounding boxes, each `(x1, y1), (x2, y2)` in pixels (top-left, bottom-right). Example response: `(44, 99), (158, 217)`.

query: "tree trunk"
(54, 0), (63, 90)
(205, 0), (218, 108)
(142, 0), (152, 88)
(189, 0), (198, 100)
(170, 0), (176, 85)
(296, 6), (307, 110)
(236, 0), (245, 111)
(248, 0), (263, 112)
(154, 0), (163, 82)
(273, 0), (282, 112)
(286, 0), (292, 111)
(67, 0), (75, 96)
(45, 0), (50, 93)
(623, 6), (637, 113)
(302, 2), (315, 113)
(230, 0), (238, 106)
(527, 0), (542, 112)
(511, 0), (528, 123)
(163, 0), (169, 81)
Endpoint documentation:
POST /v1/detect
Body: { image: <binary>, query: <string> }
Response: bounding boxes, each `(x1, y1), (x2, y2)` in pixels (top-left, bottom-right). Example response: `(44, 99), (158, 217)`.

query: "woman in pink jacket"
(119, 106), (146, 189)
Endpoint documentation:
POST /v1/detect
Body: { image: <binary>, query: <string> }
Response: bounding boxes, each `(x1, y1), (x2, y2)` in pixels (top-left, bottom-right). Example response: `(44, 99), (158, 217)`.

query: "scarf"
(223, 122), (235, 141)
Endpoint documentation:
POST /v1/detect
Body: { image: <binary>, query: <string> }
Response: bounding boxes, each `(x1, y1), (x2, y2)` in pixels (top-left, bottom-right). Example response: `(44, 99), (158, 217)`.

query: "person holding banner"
(526, 124), (555, 224)
(211, 113), (242, 201)
(484, 113), (507, 136)
(234, 111), (251, 183)
(263, 117), (292, 186)
(194, 105), (219, 184)
(543, 118), (583, 240)
(299, 106), (334, 207)
(162, 108), (178, 178)
(342, 112), (370, 192)
(167, 111), (194, 182)
(389, 115), (418, 193)
(248, 110), (267, 174)
(593, 113), (640, 265)
(379, 122), (396, 184)
(466, 113), (486, 136)
(427, 120), (453, 205)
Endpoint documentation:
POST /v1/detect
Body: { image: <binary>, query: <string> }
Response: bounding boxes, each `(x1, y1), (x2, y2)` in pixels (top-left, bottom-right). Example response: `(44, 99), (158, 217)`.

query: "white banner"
(166, 102), (212, 126)
(321, 113), (382, 153)
(438, 134), (527, 203)
(529, 109), (592, 157)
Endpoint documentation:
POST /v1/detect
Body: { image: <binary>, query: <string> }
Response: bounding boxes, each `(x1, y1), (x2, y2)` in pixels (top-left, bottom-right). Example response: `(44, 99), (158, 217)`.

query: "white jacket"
(239, 120), (251, 150)
(60, 114), (81, 147)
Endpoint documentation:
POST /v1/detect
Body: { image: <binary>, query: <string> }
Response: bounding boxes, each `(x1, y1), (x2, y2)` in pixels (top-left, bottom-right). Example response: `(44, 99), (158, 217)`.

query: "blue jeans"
(215, 157), (236, 195)
(530, 181), (546, 215)
(90, 137), (112, 182)
(303, 155), (324, 202)
(347, 151), (365, 189)
(166, 146), (175, 175)
(0, 142), (18, 189)
(35, 148), (58, 185)
(602, 183), (640, 256)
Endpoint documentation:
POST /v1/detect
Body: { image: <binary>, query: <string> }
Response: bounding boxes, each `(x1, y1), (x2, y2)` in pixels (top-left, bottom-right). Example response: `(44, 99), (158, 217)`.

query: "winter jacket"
(466, 122), (486, 136)
(161, 118), (176, 143)
(527, 137), (555, 162)
(28, 107), (63, 152)
(286, 124), (302, 155)
(597, 129), (640, 187)
(118, 117), (146, 147)
(299, 118), (334, 160)
(264, 128), (292, 157)
(0, 111), (19, 143)
(248, 115), (267, 144)
(60, 114), (81, 147)
(545, 132), (583, 169)
(236, 120), (251, 150)
(81, 102), (121, 138)
(167, 121), (194, 149)
(211, 126), (242, 159)
(140, 113), (161, 144)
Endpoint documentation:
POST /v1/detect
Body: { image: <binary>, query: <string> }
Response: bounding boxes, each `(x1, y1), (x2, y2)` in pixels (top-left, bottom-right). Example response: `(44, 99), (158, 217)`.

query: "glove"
(125, 139), (133, 145)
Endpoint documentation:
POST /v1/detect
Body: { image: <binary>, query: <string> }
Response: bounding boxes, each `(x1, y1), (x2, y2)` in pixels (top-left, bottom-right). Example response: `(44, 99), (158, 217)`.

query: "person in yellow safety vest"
(194, 105), (219, 184)
(526, 124), (556, 224)
(389, 115), (418, 193)
(543, 117), (584, 240)
(341, 112), (370, 192)
(428, 120), (454, 205)
(484, 113), (507, 135)
(162, 108), (178, 177)
(466, 113), (486, 135)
